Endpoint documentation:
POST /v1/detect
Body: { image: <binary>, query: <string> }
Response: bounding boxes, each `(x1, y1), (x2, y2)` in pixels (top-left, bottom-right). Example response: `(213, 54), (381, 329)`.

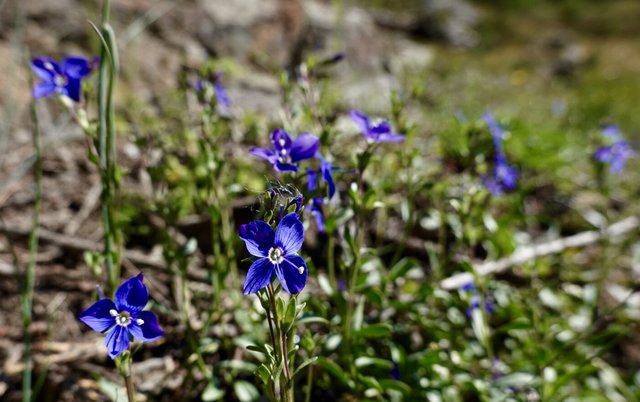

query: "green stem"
(22, 80), (42, 402)
(304, 364), (314, 402)
(97, 0), (120, 295)
(327, 232), (336, 291)
(124, 373), (136, 402)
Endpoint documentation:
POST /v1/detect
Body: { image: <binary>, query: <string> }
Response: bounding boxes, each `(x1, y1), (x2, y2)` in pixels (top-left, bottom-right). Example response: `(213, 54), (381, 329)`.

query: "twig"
(440, 216), (639, 290)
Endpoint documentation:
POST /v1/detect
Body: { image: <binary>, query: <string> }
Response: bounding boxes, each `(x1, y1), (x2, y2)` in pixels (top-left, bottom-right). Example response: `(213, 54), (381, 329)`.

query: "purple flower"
(310, 197), (326, 233)
(594, 126), (635, 173)
(78, 273), (164, 359)
(195, 71), (231, 112)
(467, 295), (496, 317)
(239, 213), (308, 294)
(31, 56), (93, 102)
(307, 154), (337, 199)
(349, 110), (405, 143)
(482, 113), (518, 196)
(482, 155), (518, 196)
(249, 129), (320, 172)
(482, 112), (504, 153)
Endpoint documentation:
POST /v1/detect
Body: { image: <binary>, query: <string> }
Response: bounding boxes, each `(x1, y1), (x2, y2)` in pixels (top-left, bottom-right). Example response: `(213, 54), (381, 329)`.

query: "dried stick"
(440, 216), (639, 290)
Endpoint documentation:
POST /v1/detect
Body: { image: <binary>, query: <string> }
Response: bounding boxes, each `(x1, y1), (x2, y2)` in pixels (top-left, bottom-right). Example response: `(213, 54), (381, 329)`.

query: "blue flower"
(78, 273), (164, 359)
(195, 71), (231, 112)
(310, 197), (326, 233)
(239, 213), (308, 294)
(481, 113), (518, 196)
(250, 129), (320, 172)
(307, 154), (337, 199)
(594, 125), (635, 173)
(349, 110), (405, 143)
(31, 56), (93, 102)
(482, 112), (504, 153)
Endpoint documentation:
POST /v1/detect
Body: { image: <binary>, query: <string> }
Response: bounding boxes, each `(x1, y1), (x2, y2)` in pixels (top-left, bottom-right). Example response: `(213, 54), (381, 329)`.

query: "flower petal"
(274, 161), (299, 172)
(63, 78), (82, 102)
(243, 258), (275, 294)
(115, 273), (149, 313)
(79, 298), (117, 332)
(307, 168), (318, 192)
(320, 160), (336, 198)
(375, 133), (405, 143)
(129, 310), (164, 342)
(32, 82), (57, 99)
(594, 146), (612, 163)
(31, 57), (59, 81)
(275, 213), (304, 254)
(602, 124), (622, 140)
(239, 220), (274, 257)
(249, 147), (276, 162)
(275, 255), (308, 294)
(271, 129), (292, 153)
(105, 325), (130, 359)
(61, 56), (92, 79)
(290, 133), (320, 162)
(214, 81), (231, 109)
(349, 109), (371, 136)
(311, 198), (325, 233)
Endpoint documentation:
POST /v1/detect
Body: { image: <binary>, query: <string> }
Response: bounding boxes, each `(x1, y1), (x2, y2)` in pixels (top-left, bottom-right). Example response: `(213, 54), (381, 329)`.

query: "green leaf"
(354, 357), (394, 370)
(316, 357), (354, 388)
(389, 257), (418, 283)
(495, 372), (537, 388)
(255, 364), (271, 385)
(293, 356), (318, 378)
(298, 316), (330, 326)
(276, 297), (286, 320)
(284, 297), (297, 325)
(354, 323), (392, 339)
(202, 382), (225, 401)
(352, 296), (364, 331)
(379, 379), (412, 395)
(234, 380), (260, 402)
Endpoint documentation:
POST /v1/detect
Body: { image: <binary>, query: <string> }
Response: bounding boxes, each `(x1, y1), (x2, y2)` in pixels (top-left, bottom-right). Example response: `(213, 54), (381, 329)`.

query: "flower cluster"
(79, 273), (164, 359)
(594, 125), (635, 173)
(481, 112), (518, 196)
(239, 212), (308, 294)
(31, 56), (94, 102)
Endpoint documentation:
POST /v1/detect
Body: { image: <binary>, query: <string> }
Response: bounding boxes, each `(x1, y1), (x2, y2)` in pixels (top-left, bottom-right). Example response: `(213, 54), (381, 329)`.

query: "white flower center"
(53, 74), (67, 87)
(298, 266), (304, 274)
(110, 309), (133, 327)
(278, 139), (286, 147)
(268, 246), (284, 264)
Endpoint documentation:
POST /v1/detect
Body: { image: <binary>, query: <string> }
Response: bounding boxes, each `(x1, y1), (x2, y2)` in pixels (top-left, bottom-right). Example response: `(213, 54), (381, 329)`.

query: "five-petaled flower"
(79, 273), (164, 359)
(481, 112), (518, 196)
(250, 129), (320, 172)
(31, 56), (93, 102)
(594, 125), (635, 173)
(239, 212), (308, 294)
(349, 109), (405, 143)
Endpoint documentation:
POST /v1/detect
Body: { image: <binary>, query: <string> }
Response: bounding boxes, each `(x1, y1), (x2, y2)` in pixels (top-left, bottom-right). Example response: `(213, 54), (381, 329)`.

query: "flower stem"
(124, 372), (136, 402)
(22, 70), (42, 402)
